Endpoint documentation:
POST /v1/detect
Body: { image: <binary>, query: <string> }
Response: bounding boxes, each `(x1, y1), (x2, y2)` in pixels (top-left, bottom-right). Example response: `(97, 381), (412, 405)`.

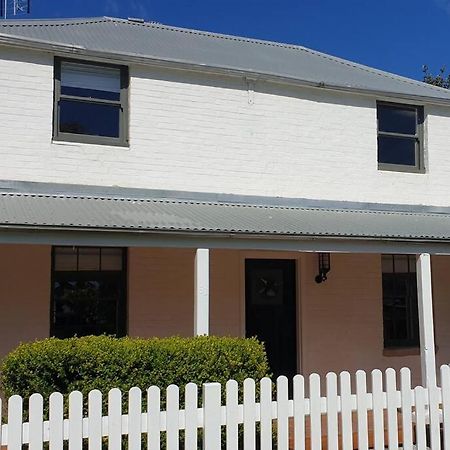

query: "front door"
(245, 259), (297, 379)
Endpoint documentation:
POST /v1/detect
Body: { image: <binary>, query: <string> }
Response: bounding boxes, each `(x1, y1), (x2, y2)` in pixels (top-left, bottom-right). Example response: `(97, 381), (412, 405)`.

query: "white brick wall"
(1, 46), (450, 206)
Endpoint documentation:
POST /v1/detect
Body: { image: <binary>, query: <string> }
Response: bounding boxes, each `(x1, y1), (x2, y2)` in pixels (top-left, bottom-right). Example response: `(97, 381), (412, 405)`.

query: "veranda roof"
(1, 181), (450, 242)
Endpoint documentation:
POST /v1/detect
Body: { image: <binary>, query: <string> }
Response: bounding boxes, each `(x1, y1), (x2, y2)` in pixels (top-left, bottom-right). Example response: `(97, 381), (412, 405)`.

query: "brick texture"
(0, 47), (449, 206)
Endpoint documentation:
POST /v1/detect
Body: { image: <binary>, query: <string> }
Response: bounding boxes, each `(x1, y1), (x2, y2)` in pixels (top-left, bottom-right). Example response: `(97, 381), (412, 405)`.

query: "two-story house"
(1, 17), (450, 387)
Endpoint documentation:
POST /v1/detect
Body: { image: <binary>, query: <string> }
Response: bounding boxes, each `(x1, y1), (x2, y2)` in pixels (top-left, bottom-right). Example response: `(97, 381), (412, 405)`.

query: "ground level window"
(51, 246), (127, 338)
(382, 254), (419, 348)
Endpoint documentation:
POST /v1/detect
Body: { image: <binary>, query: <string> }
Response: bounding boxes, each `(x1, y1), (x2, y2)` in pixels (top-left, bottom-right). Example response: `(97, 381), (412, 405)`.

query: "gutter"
(0, 33), (450, 107)
(2, 224), (450, 255)
(0, 222), (450, 243)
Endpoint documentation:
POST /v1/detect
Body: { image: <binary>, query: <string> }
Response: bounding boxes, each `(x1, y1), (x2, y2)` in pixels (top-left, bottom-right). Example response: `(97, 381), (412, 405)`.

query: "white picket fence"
(1, 365), (450, 450)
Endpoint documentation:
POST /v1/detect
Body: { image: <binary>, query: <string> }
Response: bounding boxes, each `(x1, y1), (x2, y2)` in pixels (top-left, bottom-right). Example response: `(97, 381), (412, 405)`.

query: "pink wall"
(0, 244), (450, 388)
(300, 252), (422, 385)
(128, 247), (195, 337)
(209, 250), (242, 336)
(431, 256), (450, 371)
(0, 244), (51, 358)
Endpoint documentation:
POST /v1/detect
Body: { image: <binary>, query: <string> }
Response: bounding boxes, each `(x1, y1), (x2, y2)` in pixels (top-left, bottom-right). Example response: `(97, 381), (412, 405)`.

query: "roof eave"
(0, 222), (449, 243)
(2, 224), (450, 255)
(1, 33), (450, 106)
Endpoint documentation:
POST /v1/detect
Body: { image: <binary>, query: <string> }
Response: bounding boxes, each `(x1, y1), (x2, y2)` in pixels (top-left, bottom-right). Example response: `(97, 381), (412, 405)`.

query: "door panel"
(245, 259), (297, 379)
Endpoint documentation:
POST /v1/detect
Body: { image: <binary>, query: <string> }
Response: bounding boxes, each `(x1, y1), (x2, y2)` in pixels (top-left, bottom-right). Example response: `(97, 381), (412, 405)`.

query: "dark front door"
(245, 259), (297, 379)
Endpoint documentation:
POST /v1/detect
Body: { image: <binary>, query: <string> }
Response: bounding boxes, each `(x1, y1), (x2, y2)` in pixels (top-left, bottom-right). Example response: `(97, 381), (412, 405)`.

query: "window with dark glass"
(53, 59), (129, 146)
(377, 102), (424, 171)
(382, 254), (419, 348)
(51, 247), (127, 338)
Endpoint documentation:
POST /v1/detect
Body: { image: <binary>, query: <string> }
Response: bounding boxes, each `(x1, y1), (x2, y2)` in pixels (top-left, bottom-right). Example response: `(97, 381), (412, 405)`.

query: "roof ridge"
(0, 16), (112, 27)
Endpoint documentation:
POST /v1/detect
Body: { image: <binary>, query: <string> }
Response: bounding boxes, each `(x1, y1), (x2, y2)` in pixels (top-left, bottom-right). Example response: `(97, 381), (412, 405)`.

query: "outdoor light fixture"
(315, 253), (331, 283)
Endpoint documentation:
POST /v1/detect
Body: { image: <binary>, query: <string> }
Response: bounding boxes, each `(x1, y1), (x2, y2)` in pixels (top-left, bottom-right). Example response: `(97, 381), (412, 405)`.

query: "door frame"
(238, 250), (303, 375)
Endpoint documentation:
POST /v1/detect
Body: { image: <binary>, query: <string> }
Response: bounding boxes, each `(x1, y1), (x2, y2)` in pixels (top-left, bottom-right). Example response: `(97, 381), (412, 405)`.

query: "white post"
(203, 383), (222, 448)
(417, 253), (437, 388)
(194, 248), (210, 336)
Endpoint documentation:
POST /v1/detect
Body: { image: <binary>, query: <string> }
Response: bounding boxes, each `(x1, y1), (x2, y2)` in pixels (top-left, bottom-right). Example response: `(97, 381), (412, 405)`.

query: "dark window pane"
(393, 255), (409, 273)
(59, 99), (120, 138)
(381, 255), (394, 273)
(61, 86), (120, 101)
(52, 277), (123, 338)
(52, 246), (126, 338)
(54, 247), (77, 271)
(378, 105), (416, 135)
(378, 136), (416, 166)
(382, 255), (419, 348)
(101, 248), (123, 271)
(61, 61), (121, 100)
(78, 247), (101, 271)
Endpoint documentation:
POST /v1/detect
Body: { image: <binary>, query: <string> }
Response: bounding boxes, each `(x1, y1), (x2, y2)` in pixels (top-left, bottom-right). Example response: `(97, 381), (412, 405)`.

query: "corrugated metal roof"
(1, 17), (450, 102)
(1, 191), (450, 241)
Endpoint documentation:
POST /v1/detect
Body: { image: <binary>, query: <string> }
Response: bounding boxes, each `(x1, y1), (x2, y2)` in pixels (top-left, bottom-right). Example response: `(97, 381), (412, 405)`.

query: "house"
(0, 16), (450, 388)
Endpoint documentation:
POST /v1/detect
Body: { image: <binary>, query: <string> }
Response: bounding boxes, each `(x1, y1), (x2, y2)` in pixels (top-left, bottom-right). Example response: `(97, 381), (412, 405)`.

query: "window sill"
(383, 345), (439, 357)
(52, 139), (130, 150)
(378, 163), (425, 174)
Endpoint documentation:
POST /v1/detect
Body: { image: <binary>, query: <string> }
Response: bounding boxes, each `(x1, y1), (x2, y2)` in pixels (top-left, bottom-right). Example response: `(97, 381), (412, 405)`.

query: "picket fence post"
(29, 393), (44, 450)
(8, 395), (23, 450)
(260, 377), (272, 450)
(203, 382), (221, 449)
(185, 383), (198, 449)
(226, 379), (239, 450)
(108, 388), (122, 450)
(277, 376), (289, 450)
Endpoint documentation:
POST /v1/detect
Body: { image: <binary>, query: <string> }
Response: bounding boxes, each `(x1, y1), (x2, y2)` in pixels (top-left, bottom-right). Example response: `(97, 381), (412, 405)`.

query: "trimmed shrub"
(1, 335), (269, 401)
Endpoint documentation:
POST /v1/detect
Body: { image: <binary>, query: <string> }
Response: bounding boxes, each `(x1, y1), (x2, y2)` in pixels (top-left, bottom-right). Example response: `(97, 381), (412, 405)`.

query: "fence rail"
(1, 365), (450, 449)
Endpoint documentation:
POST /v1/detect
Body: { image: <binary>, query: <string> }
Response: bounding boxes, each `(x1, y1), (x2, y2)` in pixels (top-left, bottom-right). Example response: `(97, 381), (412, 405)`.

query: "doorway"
(245, 259), (297, 379)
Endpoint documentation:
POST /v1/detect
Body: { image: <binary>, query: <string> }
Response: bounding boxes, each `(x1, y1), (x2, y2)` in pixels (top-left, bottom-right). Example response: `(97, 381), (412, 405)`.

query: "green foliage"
(1, 335), (269, 401)
(423, 65), (450, 89)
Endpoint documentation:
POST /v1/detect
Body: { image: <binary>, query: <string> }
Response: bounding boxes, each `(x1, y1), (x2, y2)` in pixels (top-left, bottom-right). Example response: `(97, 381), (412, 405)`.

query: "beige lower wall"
(1, 244), (450, 387)
(431, 256), (450, 370)
(300, 253), (423, 384)
(127, 247), (195, 337)
(0, 244), (51, 358)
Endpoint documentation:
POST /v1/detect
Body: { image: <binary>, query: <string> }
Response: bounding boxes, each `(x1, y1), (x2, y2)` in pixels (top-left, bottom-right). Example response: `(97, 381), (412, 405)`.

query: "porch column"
(194, 248), (210, 336)
(417, 253), (437, 387)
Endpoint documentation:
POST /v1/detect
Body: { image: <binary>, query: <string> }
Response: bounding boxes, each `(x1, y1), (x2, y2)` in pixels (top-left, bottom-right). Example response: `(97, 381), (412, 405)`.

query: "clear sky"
(3, 0), (449, 82)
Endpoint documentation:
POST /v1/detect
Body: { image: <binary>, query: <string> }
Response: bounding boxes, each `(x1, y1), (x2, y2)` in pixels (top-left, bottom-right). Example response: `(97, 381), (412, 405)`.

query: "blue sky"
(4, 0), (449, 81)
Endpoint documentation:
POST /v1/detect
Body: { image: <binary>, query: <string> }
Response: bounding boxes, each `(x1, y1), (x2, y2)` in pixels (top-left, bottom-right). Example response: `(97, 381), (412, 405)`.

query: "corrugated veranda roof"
(2, 190), (450, 241)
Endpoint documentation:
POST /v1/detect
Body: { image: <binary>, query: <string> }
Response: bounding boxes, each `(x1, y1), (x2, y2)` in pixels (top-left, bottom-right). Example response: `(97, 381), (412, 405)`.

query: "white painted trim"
(3, 229), (450, 255)
(238, 251), (246, 337)
(417, 253), (437, 388)
(194, 248), (210, 336)
(296, 255), (304, 375)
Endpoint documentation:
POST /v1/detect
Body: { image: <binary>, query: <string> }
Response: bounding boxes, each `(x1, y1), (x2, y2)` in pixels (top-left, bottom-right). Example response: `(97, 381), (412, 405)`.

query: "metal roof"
(1, 17), (450, 103)
(2, 190), (450, 241)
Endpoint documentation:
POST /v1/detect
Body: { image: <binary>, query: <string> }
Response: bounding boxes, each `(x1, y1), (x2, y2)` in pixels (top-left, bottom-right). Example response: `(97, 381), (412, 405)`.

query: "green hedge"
(1, 335), (269, 400)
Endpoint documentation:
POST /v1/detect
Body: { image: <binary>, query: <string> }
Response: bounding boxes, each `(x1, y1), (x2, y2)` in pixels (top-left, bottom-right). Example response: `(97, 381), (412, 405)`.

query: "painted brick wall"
(1, 47), (450, 206)
(0, 244), (50, 358)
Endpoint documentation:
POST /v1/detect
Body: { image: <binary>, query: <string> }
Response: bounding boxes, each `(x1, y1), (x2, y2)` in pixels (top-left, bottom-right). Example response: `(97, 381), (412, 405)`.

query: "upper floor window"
(377, 102), (424, 172)
(53, 58), (129, 146)
(382, 254), (419, 348)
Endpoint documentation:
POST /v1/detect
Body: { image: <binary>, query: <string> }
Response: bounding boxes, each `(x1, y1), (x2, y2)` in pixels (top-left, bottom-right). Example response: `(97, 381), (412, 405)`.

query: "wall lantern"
(315, 253), (331, 283)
